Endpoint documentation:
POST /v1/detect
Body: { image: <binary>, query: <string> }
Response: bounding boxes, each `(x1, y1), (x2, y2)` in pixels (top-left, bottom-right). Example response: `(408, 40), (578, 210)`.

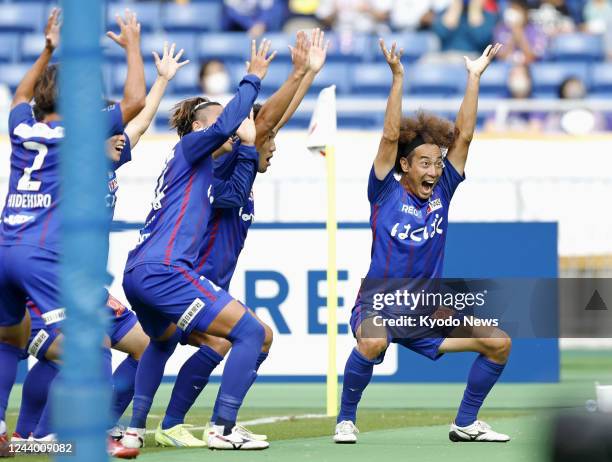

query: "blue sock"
(32, 400), (52, 438)
(211, 351), (268, 423)
(111, 356), (138, 425)
(212, 314), (264, 434)
(0, 342), (22, 423)
(102, 347), (113, 384)
(129, 331), (180, 429)
(455, 355), (506, 427)
(338, 348), (377, 424)
(161, 345), (223, 430)
(15, 360), (59, 437)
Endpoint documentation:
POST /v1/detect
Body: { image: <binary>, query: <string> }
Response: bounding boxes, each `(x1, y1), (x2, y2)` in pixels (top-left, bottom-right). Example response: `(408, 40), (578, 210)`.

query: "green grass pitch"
(6, 350), (612, 461)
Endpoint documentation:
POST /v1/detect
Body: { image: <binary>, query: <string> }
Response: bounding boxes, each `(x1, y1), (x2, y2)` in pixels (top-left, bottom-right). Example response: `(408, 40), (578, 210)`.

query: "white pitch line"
(144, 413), (328, 435)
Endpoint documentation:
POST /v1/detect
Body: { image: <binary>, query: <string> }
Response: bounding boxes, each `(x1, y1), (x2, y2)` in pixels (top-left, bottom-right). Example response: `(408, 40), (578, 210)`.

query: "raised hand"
(307, 28), (329, 74)
(379, 39), (404, 77)
(288, 30), (310, 76)
(153, 42), (189, 81)
(464, 43), (502, 78)
(106, 9), (141, 50)
(45, 8), (61, 51)
(246, 39), (277, 80)
(236, 110), (256, 146)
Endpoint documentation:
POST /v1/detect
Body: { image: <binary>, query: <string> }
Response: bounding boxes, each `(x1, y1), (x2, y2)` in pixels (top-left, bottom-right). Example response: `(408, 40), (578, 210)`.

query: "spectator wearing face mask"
(544, 77), (608, 134)
(494, 0), (547, 63)
(198, 60), (232, 105)
(485, 63), (544, 132)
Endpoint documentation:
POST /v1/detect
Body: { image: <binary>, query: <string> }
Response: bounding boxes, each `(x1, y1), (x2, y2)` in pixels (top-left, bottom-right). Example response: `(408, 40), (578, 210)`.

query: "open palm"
(153, 42), (189, 81)
(464, 43), (502, 77)
(308, 28), (329, 74)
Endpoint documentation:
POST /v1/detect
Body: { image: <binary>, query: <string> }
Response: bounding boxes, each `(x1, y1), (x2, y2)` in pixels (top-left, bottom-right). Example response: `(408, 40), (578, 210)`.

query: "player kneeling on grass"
(334, 41), (512, 445)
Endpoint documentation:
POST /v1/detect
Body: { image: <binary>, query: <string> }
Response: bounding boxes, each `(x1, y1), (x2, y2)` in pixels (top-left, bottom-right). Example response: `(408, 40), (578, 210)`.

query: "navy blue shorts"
(350, 304), (446, 361)
(105, 293), (139, 346)
(0, 245), (64, 327)
(123, 263), (233, 340)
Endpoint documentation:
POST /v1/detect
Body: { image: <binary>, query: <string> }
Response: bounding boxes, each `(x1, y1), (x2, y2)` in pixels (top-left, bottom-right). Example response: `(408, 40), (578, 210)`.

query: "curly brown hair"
(33, 64), (58, 117)
(396, 111), (456, 172)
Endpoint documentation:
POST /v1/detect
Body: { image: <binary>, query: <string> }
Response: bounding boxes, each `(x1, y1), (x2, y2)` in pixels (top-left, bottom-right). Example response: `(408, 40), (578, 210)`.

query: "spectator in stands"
(583, 0), (612, 34)
(389, 0), (452, 31)
(316, 0), (392, 34)
(222, 0), (287, 37)
(432, 0), (498, 55)
(494, 0), (547, 63)
(198, 60), (232, 104)
(529, 0), (575, 35)
(485, 63), (544, 132)
(544, 76), (608, 134)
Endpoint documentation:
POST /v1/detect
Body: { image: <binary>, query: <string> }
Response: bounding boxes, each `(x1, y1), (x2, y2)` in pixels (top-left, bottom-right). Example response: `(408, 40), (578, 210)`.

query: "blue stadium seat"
(0, 34), (19, 62)
(104, 33), (196, 63)
(479, 62), (510, 97)
(407, 64), (466, 97)
(21, 34), (47, 62)
(325, 33), (370, 63)
(548, 33), (604, 62)
(262, 32), (294, 63)
(590, 63), (612, 96)
(197, 33), (252, 63)
(0, 4), (45, 32)
(172, 63), (200, 95)
(111, 63), (162, 95)
(162, 3), (222, 32)
(308, 62), (350, 94)
(351, 63), (392, 96)
(530, 63), (590, 96)
(0, 64), (33, 91)
(228, 62), (292, 97)
(106, 2), (161, 32)
(373, 32), (440, 62)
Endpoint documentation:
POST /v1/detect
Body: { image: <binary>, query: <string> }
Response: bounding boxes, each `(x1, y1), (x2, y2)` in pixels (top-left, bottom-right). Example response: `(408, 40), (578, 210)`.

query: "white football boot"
(206, 425), (269, 450)
(121, 427), (146, 448)
(333, 420), (359, 444)
(449, 420), (510, 442)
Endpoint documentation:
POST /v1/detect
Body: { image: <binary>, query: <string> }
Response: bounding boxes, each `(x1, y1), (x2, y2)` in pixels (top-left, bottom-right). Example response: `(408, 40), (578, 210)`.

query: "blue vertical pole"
(56, 0), (109, 461)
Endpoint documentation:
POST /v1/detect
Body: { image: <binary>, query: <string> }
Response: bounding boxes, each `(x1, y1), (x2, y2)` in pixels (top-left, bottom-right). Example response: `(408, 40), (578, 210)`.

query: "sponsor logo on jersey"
(3, 213), (35, 226)
(42, 308), (66, 325)
(390, 214), (445, 243)
(426, 198), (442, 214)
(107, 294), (126, 317)
(238, 206), (255, 223)
(28, 329), (50, 358)
(401, 204), (422, 217)
(177, 298), (205, 330)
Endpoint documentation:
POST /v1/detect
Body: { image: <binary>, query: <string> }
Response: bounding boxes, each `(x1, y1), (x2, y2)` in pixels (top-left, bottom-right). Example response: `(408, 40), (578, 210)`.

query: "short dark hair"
(34, 64), (58, 117)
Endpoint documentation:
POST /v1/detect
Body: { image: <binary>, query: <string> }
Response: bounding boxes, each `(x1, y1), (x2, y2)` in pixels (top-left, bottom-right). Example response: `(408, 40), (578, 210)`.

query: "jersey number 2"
(17, 141), (48, 192)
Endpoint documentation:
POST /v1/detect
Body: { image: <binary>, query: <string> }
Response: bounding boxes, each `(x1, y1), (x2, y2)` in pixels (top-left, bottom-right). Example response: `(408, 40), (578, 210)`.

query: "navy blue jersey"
(0, 103), (124, 252)
(196, 142), (258, 290)
(365, 160), (464, 280)
(125, 75), (261, 270)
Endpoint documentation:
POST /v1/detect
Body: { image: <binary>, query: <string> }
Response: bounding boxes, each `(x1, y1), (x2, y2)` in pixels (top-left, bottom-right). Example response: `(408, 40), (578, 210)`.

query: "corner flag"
(307, 86), (338, 417)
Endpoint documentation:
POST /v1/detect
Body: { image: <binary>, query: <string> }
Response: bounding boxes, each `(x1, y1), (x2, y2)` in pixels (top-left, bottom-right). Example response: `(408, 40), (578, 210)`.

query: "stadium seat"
(20, 34), (47, 62)
(407, 63), (466, 97)
(324, 33), (370, 63)
(104, 32), (196, 63)
(351, 63), (393, 96)
(373, 32), (440, 62)
(106, 2), (161, 32)
(0, 4), (45, 32)
(111, 63), (162, 95)
(0, 64), (35, 91)
(262, 32), (294, 63)
(172, 63), (200, 95)
(161, 3), (222, 32)
(530, 62), (590, 96)
(479, 62), (511, 97)
(308, 62), (351, 94)
(228, 62), (292, 97)
(590, 63), (612, 96)
(548, 33), (604, 62)
(197, 33), (252, 63)
(0, 34), (19, 62)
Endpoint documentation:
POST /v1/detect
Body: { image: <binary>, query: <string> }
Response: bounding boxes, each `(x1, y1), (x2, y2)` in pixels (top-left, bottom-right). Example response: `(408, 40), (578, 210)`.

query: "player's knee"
(231, 313), (265, 348)
(203, 335), (232, 357)
(481, 335), (511, 364)
(129, 336), (150, 361)
(357, 337), (388, 361)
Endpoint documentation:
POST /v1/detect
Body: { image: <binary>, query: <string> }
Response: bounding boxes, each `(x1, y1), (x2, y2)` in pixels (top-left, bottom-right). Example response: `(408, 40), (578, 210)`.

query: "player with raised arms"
(333, 41), (513, 444)
(120, 39), (277, 451)
(0, 8), (147, 458)
(152, 28), (329, 448)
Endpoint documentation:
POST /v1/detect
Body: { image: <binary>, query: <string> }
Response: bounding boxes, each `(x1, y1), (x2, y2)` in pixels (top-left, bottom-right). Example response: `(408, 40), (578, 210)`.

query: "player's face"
(105, 134), (126, 162)
(400, 144), (443, 200)
(257, 133), (276, 173)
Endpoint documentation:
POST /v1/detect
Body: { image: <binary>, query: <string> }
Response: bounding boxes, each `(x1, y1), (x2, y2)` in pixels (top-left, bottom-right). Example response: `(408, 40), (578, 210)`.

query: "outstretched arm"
(373, 39), (404, 181)
(125, 42), (189, 148)
(447, 43), (501, 175)
(12, 8), (60, 109)
(274, 28), (329, 133)
(254, 30), (310, 147)
(107, 10), (146, 125)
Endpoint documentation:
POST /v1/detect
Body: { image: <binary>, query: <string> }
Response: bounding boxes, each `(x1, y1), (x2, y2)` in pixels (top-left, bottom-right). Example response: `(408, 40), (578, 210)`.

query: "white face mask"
(509, 77), (531, 97)
(204, 72), (230, 96)
(504, 8), (524, 27)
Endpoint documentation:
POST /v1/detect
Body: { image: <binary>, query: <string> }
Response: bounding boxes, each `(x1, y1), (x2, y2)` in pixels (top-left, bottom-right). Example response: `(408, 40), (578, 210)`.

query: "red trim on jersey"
(27, 300), (43, 317)
(383, 239), (392, 278)
(38, 209), (53, 247)
(175, 266), (217, 302)
(164, 172), (196, 264)
(195, 209), (221, 273)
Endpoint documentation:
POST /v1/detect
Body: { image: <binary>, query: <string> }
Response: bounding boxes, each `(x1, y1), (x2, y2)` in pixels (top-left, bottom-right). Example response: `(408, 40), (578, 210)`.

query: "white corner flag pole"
(306, 85), (338, 417)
